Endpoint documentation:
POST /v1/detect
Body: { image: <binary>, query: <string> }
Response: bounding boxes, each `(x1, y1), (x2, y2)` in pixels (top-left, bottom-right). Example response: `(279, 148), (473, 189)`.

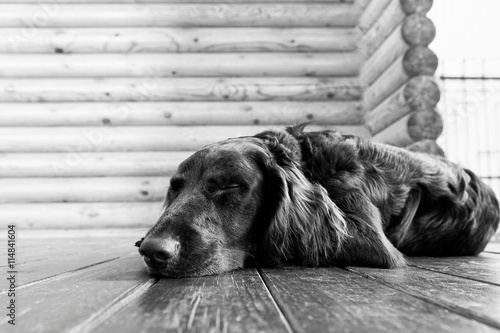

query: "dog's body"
(137, 126), (499, 277)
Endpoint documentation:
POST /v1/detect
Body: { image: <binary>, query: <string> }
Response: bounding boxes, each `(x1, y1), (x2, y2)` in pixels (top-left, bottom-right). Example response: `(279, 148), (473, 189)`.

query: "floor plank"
(3, 233), (500, 332)
(2, 238), (138, 286)
(486, 243), (500, 254)
(348, 265), (500, 330)
(95, 270), (290, 333)
(261, 267), (498, 333)
(17, 245), (137, 286)
(3, 237), (139, 263)
(0, 237), (141, 286)
(409, 253), (500, 285)
(0, 254), (154, 333)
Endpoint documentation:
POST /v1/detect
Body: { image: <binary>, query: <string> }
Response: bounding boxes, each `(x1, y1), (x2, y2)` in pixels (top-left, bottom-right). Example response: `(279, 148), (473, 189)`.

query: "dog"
(136, 125), (499, 277)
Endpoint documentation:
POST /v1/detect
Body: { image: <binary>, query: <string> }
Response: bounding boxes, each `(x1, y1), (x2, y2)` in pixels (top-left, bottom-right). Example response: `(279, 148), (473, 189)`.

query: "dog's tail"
(459, 169), (500, 254)
(390, 152), (499, 256)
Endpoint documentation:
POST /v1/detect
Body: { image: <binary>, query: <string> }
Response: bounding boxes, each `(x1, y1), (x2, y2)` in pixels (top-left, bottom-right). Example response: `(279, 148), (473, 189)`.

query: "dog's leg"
(387, 188), (422, 248)
(340, 195), (406, 268)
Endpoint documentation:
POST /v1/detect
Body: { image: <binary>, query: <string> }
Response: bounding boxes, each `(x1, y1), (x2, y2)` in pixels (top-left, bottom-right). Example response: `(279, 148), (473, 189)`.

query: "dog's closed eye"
(207, 174), (243, 191)
(205, 182), (242, 201)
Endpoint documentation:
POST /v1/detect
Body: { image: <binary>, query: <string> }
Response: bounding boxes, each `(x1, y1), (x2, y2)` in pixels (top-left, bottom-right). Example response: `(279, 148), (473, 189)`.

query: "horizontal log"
(357, 0), (391, 32)
(1, 27), (358, 53)
(0, 177), (168, 203)
(400, 0), (433, 14)
(0, 152), (193, 177)
(363, 56), (408, 111)
(372, 110), (443, 147)
(360, 22), (408, 85)
(406, 140), (445, 157)
(363, 48), (438, 111)
(0, 202), (159, 229)
(1, 203), (182, 229)
(354, 0), (371, 10)
(0, 4), (360, 27)
(357, 0), (406, 59)
(0, 53), (362, 77)
(366, 104), (411, 136)
(364, 76), (440, 134)
(0, 101), (364, 126)
(0, 125), (367, 152)
(4, 0), (353, 3)
(402, 14), (436, 46)
(0, 77), (363, 102)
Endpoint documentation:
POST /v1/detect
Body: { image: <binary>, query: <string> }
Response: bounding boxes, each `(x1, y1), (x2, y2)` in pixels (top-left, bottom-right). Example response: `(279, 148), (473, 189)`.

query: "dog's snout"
(139, 238), (180, 267)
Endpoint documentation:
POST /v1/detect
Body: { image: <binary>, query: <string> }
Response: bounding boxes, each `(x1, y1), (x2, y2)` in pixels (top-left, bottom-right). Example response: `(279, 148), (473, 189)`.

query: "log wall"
(360, 0), (444, 151)
(0, 0), (366, 228)
(0, 0), (443, 228)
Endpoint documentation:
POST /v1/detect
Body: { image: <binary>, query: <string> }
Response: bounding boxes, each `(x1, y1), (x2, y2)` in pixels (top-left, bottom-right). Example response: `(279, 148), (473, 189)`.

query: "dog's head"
(136, 128), (347, 277)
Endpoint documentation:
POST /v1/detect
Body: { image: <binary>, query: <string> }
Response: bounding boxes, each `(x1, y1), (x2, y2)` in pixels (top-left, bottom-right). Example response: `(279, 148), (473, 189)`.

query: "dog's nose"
(139, 238), (180, 267)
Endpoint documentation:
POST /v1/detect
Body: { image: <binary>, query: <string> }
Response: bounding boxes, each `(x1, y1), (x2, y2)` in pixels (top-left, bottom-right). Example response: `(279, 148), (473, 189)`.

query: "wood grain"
(0, 125), (366, 152)
(357, 0), (406, 59)
(16, 241), (139, 285)
(365, 76), (440, 134)
(0, 202), (164, 228)
(0, 101), (364, 126)
(364, 49), (437, 112)
(372, 110), (443, 146)
(0, 236), (137, 265)
(0, 77), (363, 102)
(363, 56), (408, 111)
(0, 53), (362, 77)
(403, 75), (441, 109)
(0, 4), (360, 27)
(0, 177), (168, 203)
(400, 0), (433, 14)
(95, 270), (289, 333)
(4, 0), (353, 2)
(403, 46), (438, 76)
(357, 0), (391, 33)
(261, 267), (499, 333)
(349, 265), (500, 330)
(409, 253), (500, 286)
(486, 243), (500, 254)
(402, 14), (436, 46)
(0, 27), (358, 53)
(0, 152), (192, 177)
(360, 22), (408, 85)
(0, 254), (155, 333)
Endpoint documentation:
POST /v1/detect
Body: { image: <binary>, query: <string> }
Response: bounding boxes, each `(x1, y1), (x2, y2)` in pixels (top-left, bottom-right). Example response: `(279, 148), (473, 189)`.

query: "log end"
(404, 75), (440, 110)
(407, 110), (443, 141)
(400, 0), (433, 15)
(402, 14), (436, 46)
(403, 46), (438, 76)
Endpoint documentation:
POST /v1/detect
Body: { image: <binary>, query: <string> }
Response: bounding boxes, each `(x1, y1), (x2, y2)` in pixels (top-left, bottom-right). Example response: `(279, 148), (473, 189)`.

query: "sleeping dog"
(136, 125), (499, 277)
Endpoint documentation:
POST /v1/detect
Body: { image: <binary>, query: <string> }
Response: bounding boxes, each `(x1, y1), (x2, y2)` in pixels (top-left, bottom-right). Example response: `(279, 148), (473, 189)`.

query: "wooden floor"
(2, 229), (500, 333)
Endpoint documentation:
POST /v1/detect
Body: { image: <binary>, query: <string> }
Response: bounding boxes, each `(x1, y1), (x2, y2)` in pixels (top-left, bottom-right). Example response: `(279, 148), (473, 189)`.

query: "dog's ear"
(254, 132), (348, 266)
(254, 129), (302, 166)
(263, 158), (349, 266)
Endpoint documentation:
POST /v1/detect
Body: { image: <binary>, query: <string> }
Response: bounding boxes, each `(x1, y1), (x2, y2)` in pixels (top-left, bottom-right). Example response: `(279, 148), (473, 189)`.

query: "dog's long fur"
(137, 125), (499, 277)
